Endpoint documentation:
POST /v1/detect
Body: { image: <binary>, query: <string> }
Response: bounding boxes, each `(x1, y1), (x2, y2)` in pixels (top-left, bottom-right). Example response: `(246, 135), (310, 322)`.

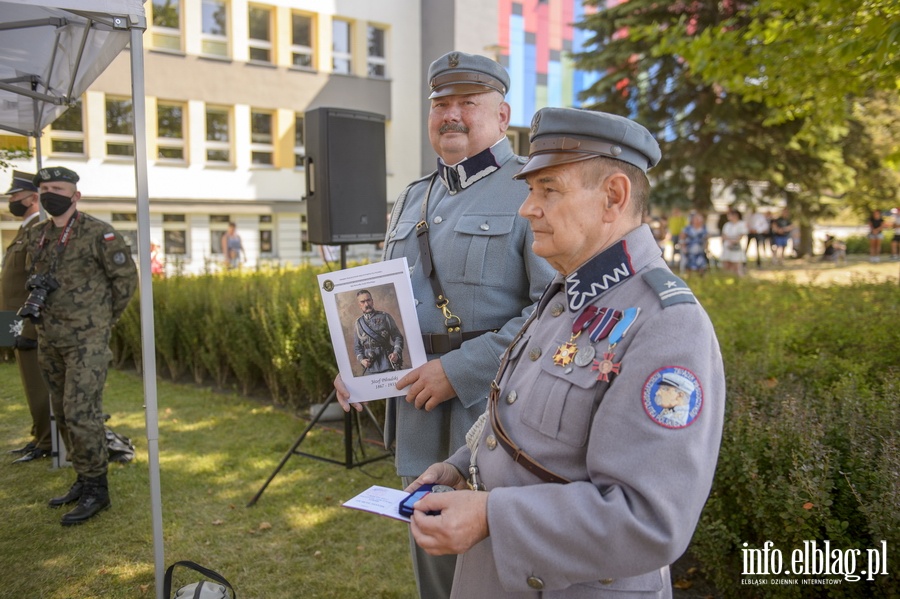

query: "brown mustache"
(439, 123), (469, 134)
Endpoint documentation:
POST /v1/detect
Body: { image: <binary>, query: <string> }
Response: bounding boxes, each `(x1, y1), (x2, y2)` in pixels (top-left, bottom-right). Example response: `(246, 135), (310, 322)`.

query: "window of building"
(112, 212), (138, 253)
(294, 113), (305, 168)
(210, 214), (230, 255)
(163, 213), (187, 255)
(201, 0), (228, 57)
(151, 0), (182, 51)
(290, 13), (314, 69)
(248, 5), (272, 63)
(205, 106), (231, 164)
(49, 98), (84, 155)
(367, 26), (386, 78)
(250, 110), (274, 166)
(157, 101), (186, 161)
(259, 214), (274, 254)
(332, 19), (352, 74)
(106, 96), (134, 157)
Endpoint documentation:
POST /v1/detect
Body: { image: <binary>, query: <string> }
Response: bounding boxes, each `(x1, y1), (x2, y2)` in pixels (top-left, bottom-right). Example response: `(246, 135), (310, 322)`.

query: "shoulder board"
(641, 268), (696, 308)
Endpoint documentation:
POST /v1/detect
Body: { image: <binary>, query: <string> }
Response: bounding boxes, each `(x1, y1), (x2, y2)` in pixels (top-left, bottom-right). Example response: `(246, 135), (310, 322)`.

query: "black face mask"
(40, 191), (74, 217)
(8, 200), (28, 217)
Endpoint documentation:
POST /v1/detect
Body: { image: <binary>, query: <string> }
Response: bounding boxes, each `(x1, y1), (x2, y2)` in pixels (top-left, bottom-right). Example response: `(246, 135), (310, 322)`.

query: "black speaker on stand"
(304, 107), (387, 244)
(247, 108), (392, 507)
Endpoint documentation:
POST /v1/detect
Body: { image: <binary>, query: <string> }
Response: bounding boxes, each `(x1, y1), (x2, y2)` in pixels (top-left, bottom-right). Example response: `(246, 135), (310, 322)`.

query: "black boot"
(60, 474), (110, 526)
(49, 476), (85, 508)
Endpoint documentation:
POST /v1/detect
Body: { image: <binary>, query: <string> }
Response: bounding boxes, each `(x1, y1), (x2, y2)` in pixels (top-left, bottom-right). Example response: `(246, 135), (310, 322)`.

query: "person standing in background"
(720, 208), (748, 276)
(680, 211), (709, 275)
(890, 210), (899, 261)
(221, 222), (245, 269)
(24, 166), (137, 525)
(2, 171), (52, 463)
(867, 209), (884, 263)
(771, 207), (793, 267)
(746, 208), (769, 268)
(667, 206), (687, 268)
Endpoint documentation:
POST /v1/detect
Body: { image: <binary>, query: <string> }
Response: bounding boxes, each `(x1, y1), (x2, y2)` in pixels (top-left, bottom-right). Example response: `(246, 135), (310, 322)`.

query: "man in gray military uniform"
(334, 52), (555, 598)
(24, 166), (137, 526)
(2, 171), (52, 463)
(352, 289), (404, 375)
(407, 107), (726, 598)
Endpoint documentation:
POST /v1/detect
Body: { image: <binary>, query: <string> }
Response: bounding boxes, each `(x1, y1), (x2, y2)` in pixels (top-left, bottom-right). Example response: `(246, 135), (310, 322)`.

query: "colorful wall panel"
(499, 0), (598, 128)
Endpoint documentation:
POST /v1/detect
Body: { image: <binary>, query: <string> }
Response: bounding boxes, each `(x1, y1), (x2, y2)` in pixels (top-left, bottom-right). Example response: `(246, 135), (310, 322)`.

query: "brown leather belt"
(489, 382), (572, 484)
(421, 329), (495, 355)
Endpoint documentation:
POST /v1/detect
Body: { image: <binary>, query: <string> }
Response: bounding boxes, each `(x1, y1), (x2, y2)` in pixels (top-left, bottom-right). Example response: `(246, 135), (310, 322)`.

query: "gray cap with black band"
(514, 107), (661, 179)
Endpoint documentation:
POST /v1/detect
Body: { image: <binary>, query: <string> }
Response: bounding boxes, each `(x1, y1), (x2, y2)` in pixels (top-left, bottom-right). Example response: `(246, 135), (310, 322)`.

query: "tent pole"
(129, 25), (166, 599)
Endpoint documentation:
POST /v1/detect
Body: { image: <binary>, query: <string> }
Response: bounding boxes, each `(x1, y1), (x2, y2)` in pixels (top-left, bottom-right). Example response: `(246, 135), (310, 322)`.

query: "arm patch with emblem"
(642, 268), (696, 307)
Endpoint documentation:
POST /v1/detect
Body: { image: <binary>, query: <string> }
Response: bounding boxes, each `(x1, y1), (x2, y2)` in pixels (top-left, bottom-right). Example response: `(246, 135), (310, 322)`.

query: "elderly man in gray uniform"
(335, 52), (555, 598)
(24, 166), (137, 526)
(406, 107), (726, 598)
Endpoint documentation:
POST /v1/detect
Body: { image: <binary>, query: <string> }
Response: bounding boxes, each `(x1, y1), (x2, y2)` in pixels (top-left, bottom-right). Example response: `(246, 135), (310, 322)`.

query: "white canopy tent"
(0, 1), (167, 597)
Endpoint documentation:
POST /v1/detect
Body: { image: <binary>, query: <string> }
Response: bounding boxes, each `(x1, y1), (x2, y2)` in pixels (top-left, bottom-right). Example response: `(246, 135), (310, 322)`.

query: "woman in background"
(680, 211), (709, 275)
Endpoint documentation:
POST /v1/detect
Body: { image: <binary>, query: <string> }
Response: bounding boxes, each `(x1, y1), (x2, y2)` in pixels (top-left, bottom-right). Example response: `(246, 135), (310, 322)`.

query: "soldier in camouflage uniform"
(352, 289), (405, 375)
(23, 166), (137, 526)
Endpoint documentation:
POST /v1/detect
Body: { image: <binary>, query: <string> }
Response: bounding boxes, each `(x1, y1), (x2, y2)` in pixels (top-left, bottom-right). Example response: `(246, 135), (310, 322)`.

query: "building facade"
(2, 0), (598, 274)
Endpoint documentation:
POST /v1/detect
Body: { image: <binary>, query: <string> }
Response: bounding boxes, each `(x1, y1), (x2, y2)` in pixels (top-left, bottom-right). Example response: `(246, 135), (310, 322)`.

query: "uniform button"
(599, 578), (615, 585)
(485, 435), (497, 450)
(526, 576), (544, 590)
(433, 216), (443, 224)
(529, 348), (541, 361)
(480, 223), (490, 231)
(505, 390), (517, 404)
(390, 230), (397, 238)
(550, 303), (564, 316)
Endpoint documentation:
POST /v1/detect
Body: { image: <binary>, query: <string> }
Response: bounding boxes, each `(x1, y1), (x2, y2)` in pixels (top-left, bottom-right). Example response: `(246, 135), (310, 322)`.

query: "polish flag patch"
(103, 232), (116, 242)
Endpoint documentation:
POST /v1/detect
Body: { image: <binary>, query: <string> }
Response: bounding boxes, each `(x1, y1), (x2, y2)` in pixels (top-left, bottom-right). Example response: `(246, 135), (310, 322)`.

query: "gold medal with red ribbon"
(553, 306), (602, 367)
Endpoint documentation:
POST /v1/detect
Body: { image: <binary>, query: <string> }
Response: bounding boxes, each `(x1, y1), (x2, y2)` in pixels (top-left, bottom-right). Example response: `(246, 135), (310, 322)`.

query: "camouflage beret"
(514, 107), (662, 179)
(34, 166), (80, 186)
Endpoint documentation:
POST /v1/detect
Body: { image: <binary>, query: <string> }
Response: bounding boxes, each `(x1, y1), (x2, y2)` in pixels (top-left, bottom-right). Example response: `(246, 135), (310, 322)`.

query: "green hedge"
(111, 265), (336, 408)
(844, 233), (896, 255)
(686, 277), (899, 597)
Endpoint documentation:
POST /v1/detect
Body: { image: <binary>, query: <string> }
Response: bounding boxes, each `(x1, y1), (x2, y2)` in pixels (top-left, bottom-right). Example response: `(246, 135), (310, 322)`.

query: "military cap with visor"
(4, 170), (38, 195)
(514, 107), (661, 179)
(33, 166), (80, 186)
(428, 51), (510, 99)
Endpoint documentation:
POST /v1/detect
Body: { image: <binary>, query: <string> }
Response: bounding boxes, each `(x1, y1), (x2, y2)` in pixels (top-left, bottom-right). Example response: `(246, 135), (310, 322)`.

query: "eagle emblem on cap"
(530, 111), (542, 138)
(448, 53), (460, 68)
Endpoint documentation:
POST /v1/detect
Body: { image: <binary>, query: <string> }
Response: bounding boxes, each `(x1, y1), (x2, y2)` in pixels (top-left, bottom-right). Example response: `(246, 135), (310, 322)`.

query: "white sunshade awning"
(0, 2), (168, 598)
(0, 0), (144, 136)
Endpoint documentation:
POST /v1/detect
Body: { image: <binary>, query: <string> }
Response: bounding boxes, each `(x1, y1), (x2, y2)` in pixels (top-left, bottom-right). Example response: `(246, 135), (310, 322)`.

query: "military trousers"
(15, 346), (52, 450)
(38, 341), (111, 477)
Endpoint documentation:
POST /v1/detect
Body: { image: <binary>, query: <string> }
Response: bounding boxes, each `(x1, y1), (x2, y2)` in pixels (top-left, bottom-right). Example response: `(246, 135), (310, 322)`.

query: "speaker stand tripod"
(247, 389), (392, 506)
(247, 391), (393, 507)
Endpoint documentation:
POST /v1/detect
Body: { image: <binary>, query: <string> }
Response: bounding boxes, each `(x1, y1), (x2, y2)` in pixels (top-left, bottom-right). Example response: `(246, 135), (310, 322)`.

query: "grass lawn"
(0, 364), (416, 598)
